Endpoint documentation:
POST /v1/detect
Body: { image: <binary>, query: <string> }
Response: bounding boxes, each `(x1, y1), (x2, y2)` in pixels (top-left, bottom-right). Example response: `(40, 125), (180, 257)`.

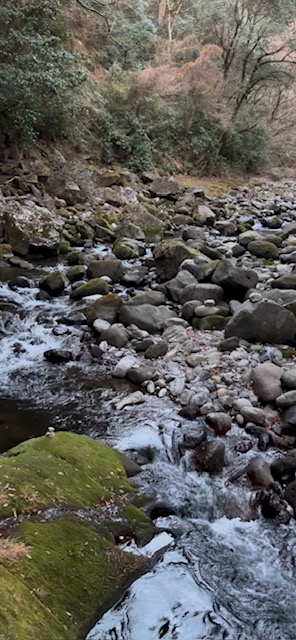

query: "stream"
(1, 251), (296, 640)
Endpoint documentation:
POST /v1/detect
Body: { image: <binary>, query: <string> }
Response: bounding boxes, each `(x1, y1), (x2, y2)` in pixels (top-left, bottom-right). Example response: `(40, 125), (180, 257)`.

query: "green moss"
(197, 316), (231, 331)
(0, 565), (64, 640)
(120, 504), (155, 545)
(282, 348), (296, 359)
(2, 518), (144, 640)
(0, 433), (137, 518)
(0, 433), (152, 640)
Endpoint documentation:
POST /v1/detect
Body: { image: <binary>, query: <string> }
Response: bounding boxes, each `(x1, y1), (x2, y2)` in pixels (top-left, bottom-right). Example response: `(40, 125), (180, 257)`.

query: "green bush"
(0, 0), (85, 146)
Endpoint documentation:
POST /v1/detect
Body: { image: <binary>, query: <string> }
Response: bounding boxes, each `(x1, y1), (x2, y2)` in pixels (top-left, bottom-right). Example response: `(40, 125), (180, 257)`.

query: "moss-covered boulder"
(125, 204), (165, 241)
(70, 278), (109, 300)
(83, 293), (122, 324)
(39, 270), (67, 296)
(0, 432), (153, 640)
(5, 201), (64, 257)
(113, 238), (145, 260)
(153, 240), (199, 280)
(248, 240), (279, 259)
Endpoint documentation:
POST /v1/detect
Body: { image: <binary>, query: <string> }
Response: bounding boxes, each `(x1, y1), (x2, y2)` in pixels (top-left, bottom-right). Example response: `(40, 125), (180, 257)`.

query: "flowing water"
(1, 258), (296, 640)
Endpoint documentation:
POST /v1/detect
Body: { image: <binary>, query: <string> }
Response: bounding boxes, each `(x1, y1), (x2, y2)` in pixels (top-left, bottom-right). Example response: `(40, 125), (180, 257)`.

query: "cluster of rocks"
(4, 169), (296, 523)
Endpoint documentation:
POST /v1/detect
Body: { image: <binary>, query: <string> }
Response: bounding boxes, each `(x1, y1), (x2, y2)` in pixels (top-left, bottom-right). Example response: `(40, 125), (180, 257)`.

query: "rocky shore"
(2, 161), (296, 637)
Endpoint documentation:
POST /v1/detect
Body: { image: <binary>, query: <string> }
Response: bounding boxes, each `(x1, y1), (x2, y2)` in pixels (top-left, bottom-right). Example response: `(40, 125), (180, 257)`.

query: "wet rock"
(235, 440), (252, 453)
(153, 240), (199, 280)
(119, 304), (177, 334)
(101, 324), (129, 348)
(225, 300), (296, 344)
(39, 270), (66, 296)
(246, 457), (274, 487)
(122, 266), (148, 287)
(8, 276), (32, 289)
(113, 355), (137, 378)
(206, 412), (232, 436)
(126, 366), (155, 385)
(144, 341), (168, 359)
(248, 240), (279, 259)
(271, 456), (296, 485)
(113, 238), (145, 260)
(93, 319), (111, 334)
(44, 349), (73, 363)
(87, 259), (124, 282)
(281, 406), (296, 434)
(251, 362), (283, 402)
(181, 283), (223, 304)
(83, 293), (122, 324)
(284, 481), (296, 517)
(259, 488), (292, 524)
(192, 439), (225, 473)
(276, 390), (296, 408)
(70, 278), (109, 300)
(211, 259), (258, 298)
(127, 291), (166, 306)
(179, 405), (201, 420)
(240, 406), (266, 425)
(178, 424), (207, 454)
(281, 368), (296, 389)
(66, 265), (87, 283)
(169, 376), (186, 397)
(115, 391), (145, 410)
(8, 256), (34, 269)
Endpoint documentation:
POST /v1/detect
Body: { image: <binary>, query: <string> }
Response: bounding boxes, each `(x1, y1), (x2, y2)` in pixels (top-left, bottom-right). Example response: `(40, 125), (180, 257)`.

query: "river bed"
(1, 249), (296, 640)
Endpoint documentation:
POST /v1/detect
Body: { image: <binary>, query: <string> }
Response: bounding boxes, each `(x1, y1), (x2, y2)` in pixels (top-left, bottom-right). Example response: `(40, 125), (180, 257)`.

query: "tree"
(200, 0), (296, 129)
(0, 0), (85, 147)
(75, 0), (156, 68)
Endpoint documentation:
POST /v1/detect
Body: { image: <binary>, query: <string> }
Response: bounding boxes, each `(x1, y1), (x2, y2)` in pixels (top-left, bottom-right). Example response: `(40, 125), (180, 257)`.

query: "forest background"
(1, 0), (296, 174)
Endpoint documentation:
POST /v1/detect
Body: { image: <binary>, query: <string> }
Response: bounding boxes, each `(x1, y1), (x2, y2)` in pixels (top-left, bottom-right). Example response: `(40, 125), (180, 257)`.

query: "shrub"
(0, 0), (85, 147)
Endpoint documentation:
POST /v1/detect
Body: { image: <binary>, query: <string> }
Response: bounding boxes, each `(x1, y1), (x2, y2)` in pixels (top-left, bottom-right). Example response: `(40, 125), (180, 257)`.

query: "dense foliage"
(0, 0), (84, 146)
(2, 0), (296, 172)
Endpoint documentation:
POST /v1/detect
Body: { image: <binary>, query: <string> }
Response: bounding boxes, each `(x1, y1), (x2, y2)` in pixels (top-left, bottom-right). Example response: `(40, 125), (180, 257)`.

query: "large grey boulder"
(149, 178), (181, 200)
(181, 283), (223, 304)
(248, 240), (279, 259)
(212, 259), (258, 297)
(119, 304), (177, 333)
(166, 270), (197, 303)
(225, 299), (296, 344)
(252, 362), (283, 402)
(83, 294), (122, 324)
(87, 259), (124, 282)
(5, 201), (64, 256)
(153, 240), (199, 280)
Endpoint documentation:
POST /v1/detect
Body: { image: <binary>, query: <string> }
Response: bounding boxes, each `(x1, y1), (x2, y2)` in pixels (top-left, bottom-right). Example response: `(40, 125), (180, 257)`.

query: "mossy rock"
(83, 293), (122, 324)
(195, 315), (231, 330)
(113, 238), (145, 260)
(153, 240), (199, 280)
(0, 433), (153, 640)
(248, 240), (279, 260)
(70, 278), (109, 300)
(0, 432), (138, 518)
(1, 518), (145, 640)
